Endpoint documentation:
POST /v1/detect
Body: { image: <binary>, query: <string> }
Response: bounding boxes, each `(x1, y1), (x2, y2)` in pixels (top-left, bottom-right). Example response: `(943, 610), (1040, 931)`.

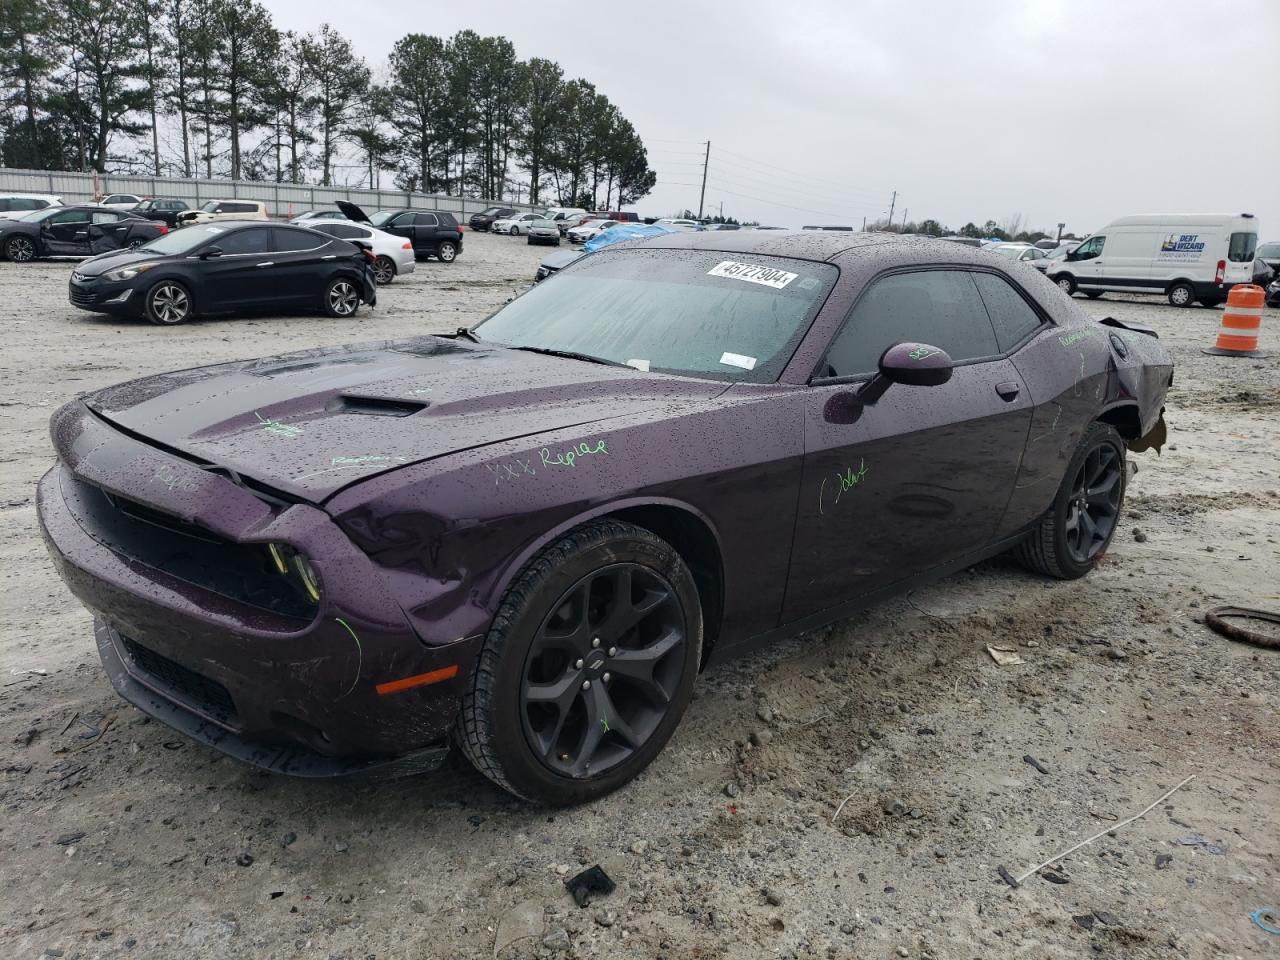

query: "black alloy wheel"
(1063, 443), (1123, 564)
(373, 255), (396, 285)
(519, 564), (686, 779)
(128, 238), (145, 249)
(1015, 422), (1127, 580)
(5, 236), (36, 262)
(459, 519), (702, 805)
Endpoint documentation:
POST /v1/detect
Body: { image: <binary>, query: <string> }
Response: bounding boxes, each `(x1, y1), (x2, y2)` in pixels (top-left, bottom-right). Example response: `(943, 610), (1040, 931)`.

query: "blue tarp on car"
(582, 223), (674, 253)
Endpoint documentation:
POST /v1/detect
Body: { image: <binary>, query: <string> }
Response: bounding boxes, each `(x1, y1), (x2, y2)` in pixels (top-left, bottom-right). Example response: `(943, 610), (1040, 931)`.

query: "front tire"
(145, 281), (192, 325)
(372, 255), (396, 285)
(436, 240), (458, 263)
(459, 519), (703, 805)
(1015, 422), (1126, 580)
(323, 276), (360, 317)
(1168, 282), (1195, 307)
(510, 226), (521, 236)
(5, 236), (36, 262)
(1055, 274), (1077, 297)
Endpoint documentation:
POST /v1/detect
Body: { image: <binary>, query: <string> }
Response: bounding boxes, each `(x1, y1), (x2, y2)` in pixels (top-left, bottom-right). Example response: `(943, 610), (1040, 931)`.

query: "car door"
(197, 226), (277, 310)
(42, 208), (93, 254)
(87, 210), (131, 253)
(414, 212), (440, 251)
(1068, 235), (1106, 287)
(782, 268), (1034, 622)
(381, 211), (418, 250)
(268, 226), (334, 305)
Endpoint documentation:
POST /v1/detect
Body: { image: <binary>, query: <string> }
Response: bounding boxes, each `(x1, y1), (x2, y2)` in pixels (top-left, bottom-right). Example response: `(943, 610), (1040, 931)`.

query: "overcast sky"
(268, 0), (1279, 236)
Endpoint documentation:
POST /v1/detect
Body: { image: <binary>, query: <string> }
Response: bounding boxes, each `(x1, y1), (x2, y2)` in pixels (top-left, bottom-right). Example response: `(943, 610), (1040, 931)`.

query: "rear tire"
(323, 276), (360, 317)
(1015, 422), (1126, 580)
(145, 280), (192, 325)
(436, 240), (458, 263)
(372, 255), (396, 285)
(1084, 291), (1105, 299)
(458, 519), (702, 805)
(1055, 274), (1077, 297)
(1167, 282), (1195, 307)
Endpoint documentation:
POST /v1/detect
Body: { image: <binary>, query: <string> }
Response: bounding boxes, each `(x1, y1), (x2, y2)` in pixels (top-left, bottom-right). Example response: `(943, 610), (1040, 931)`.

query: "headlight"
(104, 262), (154, 282)
(263, 543), (322, 604)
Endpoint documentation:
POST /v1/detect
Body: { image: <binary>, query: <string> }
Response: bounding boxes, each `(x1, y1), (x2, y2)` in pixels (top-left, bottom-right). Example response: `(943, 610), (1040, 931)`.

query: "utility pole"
(719, 200), (723, 220)
(861, 216), (867, 232)
(901, 208), (908, 232)
(1056, 222), (1065, 243)
(886, 190), (896, 229)
(698, 140), (710, 219)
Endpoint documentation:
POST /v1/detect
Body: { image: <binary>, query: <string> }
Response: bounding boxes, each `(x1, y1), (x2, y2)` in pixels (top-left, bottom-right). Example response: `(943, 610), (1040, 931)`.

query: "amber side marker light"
(375, 664), (459, 696)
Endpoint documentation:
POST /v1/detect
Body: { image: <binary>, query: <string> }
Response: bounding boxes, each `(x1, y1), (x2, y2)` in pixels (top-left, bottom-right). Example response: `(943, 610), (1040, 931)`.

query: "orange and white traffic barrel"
(1203, 284), (1267, 357)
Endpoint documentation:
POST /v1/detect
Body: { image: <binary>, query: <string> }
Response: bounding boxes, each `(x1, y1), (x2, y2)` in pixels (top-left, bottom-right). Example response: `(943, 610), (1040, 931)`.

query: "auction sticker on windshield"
(707, 260), (798, 289)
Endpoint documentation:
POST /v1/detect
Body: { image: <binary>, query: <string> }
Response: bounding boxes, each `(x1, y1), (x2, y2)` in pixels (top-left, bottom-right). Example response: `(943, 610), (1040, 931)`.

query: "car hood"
(74, 248), (163, 276)
(541, 249), (585, 271)
(81, 336), (726, 503)
(336, 199), (372, 224)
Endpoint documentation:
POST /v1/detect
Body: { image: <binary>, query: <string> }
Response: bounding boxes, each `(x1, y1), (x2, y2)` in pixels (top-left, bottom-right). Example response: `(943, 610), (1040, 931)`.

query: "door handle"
(995, 381), (1020, 401)
(321, 255), (336, 260)
(256, 261), (275, 268)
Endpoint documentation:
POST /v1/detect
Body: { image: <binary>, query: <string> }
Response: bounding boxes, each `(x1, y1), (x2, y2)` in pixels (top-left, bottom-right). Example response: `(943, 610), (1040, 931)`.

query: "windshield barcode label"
(707, 260), (798, 289)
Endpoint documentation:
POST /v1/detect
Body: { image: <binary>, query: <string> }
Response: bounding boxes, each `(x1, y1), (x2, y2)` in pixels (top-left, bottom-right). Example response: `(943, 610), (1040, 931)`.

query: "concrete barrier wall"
(0, 168), (542, 221)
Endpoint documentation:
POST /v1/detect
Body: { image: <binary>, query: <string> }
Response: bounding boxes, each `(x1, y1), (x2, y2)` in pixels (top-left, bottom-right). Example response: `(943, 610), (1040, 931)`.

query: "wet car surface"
(36, 232), (1173, 803)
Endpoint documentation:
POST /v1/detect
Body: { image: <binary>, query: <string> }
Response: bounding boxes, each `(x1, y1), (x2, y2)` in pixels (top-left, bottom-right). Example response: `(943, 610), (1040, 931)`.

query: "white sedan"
(566, 219), (620, 244)
(99, 193), (146, 210)
(492, 212), (541, 235)
(301, 219), (416, 285)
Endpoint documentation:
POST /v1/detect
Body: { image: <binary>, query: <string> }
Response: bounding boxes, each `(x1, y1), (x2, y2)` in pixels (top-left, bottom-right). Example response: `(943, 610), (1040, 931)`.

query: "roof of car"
(624, 231), (1036, 270)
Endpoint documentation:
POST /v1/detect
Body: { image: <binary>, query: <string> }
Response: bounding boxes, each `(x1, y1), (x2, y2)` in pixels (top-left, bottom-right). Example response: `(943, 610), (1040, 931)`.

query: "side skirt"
(704, 525), (1037, 669)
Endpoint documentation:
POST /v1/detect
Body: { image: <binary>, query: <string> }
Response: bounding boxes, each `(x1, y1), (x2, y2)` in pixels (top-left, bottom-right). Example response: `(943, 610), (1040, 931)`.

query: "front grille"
(122, 637), (239, 727)
(64, 475), (316, 621)
(69, 286), (96, 307)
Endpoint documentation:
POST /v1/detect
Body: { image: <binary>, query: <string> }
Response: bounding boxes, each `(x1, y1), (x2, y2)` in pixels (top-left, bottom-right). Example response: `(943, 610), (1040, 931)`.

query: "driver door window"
(820, 269), (1000, 379)
(1073, 236), (1104, 260)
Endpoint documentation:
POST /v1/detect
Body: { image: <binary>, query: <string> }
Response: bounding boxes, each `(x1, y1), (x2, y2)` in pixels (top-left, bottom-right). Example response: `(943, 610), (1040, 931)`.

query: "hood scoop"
(327, 394), (428, 417)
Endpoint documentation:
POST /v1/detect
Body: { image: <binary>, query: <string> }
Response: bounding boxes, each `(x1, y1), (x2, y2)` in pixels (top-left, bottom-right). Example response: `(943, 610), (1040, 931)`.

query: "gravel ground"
(1, 233), (1277, 960)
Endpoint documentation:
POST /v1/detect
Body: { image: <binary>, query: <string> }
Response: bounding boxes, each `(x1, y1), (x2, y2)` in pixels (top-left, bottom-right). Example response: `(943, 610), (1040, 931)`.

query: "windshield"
(533, 220), (557, 229)
(139, 223), (232, 255)
(1257, 242), (1280, 259)
(1045, 245), (1072, 260)
(17, 207), (63, 222)
(369, 211), (394, 227)
(474, 248), (838, 383)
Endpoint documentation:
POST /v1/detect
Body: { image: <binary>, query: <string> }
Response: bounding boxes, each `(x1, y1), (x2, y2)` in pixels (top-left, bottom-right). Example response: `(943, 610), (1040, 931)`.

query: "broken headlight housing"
(264, 543), (321, 604)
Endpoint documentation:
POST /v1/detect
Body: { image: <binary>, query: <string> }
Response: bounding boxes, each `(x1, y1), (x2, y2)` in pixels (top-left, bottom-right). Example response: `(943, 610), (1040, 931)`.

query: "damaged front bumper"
(36, 401), (484, 777)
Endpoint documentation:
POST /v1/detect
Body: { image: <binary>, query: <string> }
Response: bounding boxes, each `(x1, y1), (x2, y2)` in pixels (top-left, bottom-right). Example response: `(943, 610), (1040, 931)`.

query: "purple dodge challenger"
(38, 232), (1172, 804)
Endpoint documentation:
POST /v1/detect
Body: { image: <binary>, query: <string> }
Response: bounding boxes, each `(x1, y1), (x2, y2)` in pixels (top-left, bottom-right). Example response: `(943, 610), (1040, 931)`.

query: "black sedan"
(67, 221), (377, 324)
(131, 198), (191, 228)
(1, 205), (168, 262)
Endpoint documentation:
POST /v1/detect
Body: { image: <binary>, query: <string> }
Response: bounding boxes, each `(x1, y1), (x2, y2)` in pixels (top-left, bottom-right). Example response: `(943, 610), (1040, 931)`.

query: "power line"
(702, 165), (889, 212)
(707, 151), (887, 202)
(698, 183), (869, 224)
(710, 144), (891, 202)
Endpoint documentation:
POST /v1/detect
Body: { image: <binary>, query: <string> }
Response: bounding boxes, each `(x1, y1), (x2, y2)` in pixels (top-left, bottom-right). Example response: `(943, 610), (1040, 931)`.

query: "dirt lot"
(1, 233), (1277, 960)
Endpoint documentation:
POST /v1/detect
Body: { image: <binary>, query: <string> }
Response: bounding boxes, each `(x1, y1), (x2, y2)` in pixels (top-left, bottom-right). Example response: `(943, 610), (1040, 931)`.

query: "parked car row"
(0, 205), (169, 262)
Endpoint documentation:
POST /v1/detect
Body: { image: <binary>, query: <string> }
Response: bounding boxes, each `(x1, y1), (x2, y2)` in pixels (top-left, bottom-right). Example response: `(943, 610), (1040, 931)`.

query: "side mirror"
(200, 246), (223, 259)
(856, 342), (954, 405)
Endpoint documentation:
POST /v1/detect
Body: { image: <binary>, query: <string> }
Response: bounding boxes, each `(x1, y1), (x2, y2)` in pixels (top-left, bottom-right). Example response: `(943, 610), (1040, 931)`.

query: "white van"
(1045, 213), (1259, 307)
